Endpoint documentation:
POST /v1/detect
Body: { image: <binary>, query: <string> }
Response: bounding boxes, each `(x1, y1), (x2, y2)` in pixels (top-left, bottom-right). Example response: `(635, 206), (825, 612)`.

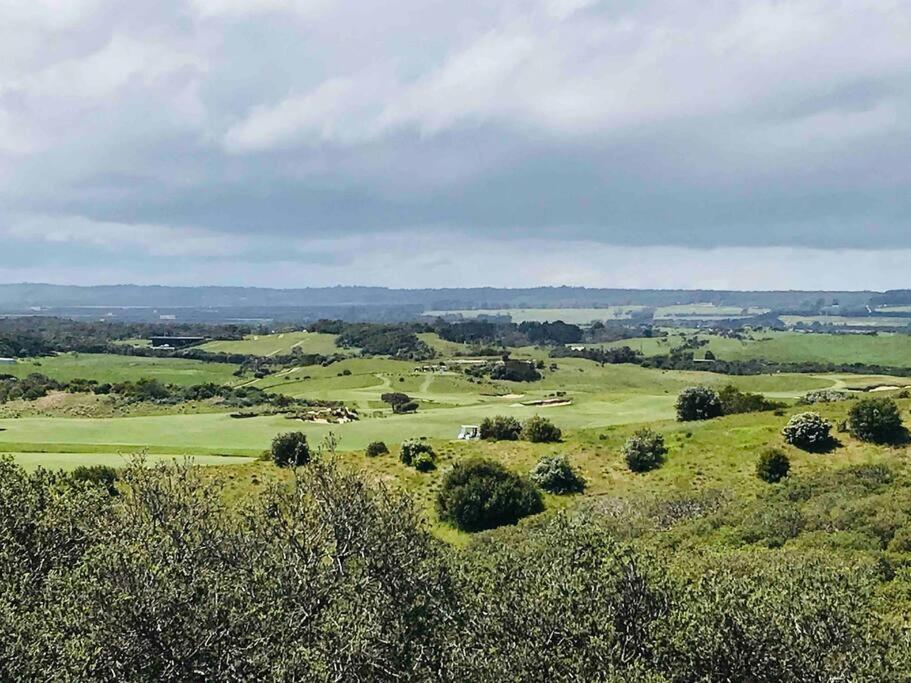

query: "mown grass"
(4, 353), (239, 385)
(200, 331), (341, 356)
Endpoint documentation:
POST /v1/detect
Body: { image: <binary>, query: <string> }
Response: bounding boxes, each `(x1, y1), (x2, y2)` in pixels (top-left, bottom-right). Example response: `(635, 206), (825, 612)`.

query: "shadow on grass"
(871, 427), (911, 448)
(797, 436), (843, 454)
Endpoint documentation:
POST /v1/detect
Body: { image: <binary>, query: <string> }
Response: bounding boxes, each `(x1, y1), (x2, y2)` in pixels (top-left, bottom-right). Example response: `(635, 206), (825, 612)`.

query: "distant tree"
(271, 432), (311, 467)
(623, 428), (668, 473)
(756, 448), (790, 483)
(381, 392), (418, 413)
(479, 415), (523, 441)
(529, 455), (585, 494)
(781, 413), (832, 451)
(718, 385), (785, 415)
(676, 386), (723, 422)
(848, 397), (904, 443)
(522, 416), (562, 443)
(704, 350), (716, 361)
(365, 441), (389, 458)
(436, 458), (543, 532)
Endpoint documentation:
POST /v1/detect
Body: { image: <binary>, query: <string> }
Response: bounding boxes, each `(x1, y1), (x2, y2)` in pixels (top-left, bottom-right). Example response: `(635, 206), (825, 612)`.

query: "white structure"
(458, 425), (481, 440)
(0, 358), (16, 365)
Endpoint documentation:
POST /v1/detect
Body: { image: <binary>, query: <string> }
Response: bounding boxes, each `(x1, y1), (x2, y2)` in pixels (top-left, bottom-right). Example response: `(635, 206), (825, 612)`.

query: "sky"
(1, 0), (910, 290)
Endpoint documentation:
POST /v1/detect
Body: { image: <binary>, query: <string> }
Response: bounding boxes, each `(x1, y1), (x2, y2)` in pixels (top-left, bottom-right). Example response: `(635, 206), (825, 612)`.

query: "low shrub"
(529, 455), (585, 494)
(848, 397), (904, 443)
(782, 413), (832, 451)
(479, 415), (523, 441)
(676, 386), (723, 422)
(623, 428), (667, 473)
(413, 451), (437, 472)
(400, 441), (435, 466)
(365, 441), (389, 458)
(756, 448), (790, 483)
(271, 432), (311, 467)
(70, 465), (119, 495)
(522, 415), (562, 443)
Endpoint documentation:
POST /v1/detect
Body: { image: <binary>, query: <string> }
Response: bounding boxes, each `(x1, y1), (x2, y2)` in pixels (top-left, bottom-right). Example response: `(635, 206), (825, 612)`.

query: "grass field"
(3, 353), (239, 385)
(200, 331), (340, 356)
(7, 452), (253, 471)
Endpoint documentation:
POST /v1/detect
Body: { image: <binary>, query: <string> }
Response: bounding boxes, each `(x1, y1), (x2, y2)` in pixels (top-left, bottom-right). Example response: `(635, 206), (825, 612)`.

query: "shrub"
(848, 397), (904, 443)
(676, 386), (723, 422)
(529, 455), (585, 494)
(522, 415), (562, 443)
(781, 412), (832, 450)
(756, 448), (790, 483)
(798, 389), (852, 405)
(381, 392), (418, 413)
(400, 440), (434, 466)
(365, 441), (389, 458)
(718, 385), (785, 415)
(70, 465), (119, 495)
(436, 458), (543, 532)
(413, 451), (437, 472)
(271, 432), (311, 467)
(479, 415), (522, 441)
(622, 428), (668, 473)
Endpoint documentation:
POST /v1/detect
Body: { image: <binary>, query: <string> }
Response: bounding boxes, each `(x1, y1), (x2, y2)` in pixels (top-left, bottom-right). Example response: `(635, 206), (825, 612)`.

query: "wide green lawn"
(4, 353), (239, 385)
(200, 331), (340, 356)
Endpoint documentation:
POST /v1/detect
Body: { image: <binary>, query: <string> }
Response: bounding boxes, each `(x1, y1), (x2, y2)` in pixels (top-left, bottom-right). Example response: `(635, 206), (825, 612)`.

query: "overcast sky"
(1, 0), (909, 290)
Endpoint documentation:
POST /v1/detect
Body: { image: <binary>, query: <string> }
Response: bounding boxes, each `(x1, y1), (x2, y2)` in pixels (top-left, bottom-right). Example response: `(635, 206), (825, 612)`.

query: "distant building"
(149, 336), (206, 349)
(0, 357), (16, 365)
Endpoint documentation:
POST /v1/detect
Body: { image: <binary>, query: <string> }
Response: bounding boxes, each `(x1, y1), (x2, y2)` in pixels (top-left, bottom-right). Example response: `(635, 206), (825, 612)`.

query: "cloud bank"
(1, 0), (909, 288)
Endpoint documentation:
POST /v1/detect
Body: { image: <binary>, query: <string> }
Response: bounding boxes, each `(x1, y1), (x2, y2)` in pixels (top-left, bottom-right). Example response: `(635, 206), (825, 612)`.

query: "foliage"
(623, 428), (668, 473)
(436, 458), (544, 532)
(782, 412), (833, 450)
(718, 385), (785, 415)
(400, 441), (435, 467)
(756, 448), (790, 483)
(365, 441), (389, 458)
(413, 452), (437, 472)
(381, 392), (418, 413)
(798, 389), (853, 405)
(70, 464), (119, 495)
(522, 415), (562, 443)
(848, 397), (904, 443)
(489, 360), (542, 382)
(529, 454), (585, 494)
(676, 386), (723, 421)
(479, 415), (523, 441)
(270, 432), (311, 467)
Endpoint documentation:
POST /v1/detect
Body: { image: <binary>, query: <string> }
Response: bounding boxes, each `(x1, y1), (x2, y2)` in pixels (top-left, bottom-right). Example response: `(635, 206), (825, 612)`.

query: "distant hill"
(0, 283), (878, 312)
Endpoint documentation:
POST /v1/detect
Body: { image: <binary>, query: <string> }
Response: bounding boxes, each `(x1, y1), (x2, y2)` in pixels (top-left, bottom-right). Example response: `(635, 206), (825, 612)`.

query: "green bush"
(436, 458), (543, 532)
(479, 415), (522, 441)
(365, 441), (389, 458)
(413, 451), (437, 472)
(718, 385), (784, 415)
(529, 455), (585, 494)
(522, 415), (562, 443)
(70, 465), (119, 495)
(622, 429), (667, 473)
(756, 448), (790, 483)
(676, 386), (723, 421)
(782, 412), (832, 450)
(848, 397), (904, 443)
(270, 432), (311, 467)
(400, 441), (435, 466)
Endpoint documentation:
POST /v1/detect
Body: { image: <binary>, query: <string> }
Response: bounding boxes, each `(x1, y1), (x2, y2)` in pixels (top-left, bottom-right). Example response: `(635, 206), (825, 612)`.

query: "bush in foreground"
(529, 455), (585, 494)
(436, 458), (544, 532)
(622, 428), (668, 473)
(479, 415), (523, 441)
(756, 448), (790, 483)
(271, 432), (311, 467)
(365, 441), (389, 458)
(70, 465), (119, 495)
(676, 386), (723, 422)
(848, 397), (904, 443)
(782, 412), (832, 451)
(522, 415), (562, 443)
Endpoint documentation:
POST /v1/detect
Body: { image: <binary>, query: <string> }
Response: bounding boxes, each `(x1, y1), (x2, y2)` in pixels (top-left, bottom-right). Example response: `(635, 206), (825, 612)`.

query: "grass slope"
(4, 353), (239, 385)
(200, 331), (340, 356)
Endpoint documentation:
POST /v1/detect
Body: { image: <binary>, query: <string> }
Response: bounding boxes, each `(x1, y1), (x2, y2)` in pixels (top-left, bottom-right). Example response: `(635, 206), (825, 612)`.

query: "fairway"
(200, 331), (341, 356)
(4, 353), (239, 385)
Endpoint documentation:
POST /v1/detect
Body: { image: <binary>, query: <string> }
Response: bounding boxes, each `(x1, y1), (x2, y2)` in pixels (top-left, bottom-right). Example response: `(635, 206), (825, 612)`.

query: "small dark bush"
(529, 455), (585, 494)
(718, 385), (785, 415)
(436, 457), (543, 532)
(522, 415), (562, 443)
(848, 397), (904, 443)
(782, 413), (832, 451)
(70, 465), (119, 495)
(271, 432), (311, 467)
(756, 448), (790, 483)
(365, 441), (389, 458)
(622, 428), (667, 473)
(676, 386), (723, 421)
(413, 451), (437, 472)
(479, 415), (522, 441)
(400, 440), (435, 466)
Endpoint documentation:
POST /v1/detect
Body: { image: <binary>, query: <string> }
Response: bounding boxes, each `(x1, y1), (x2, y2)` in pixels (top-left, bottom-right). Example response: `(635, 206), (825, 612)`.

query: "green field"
(200, 331), (340, 356)
(3, 353), (239, 385)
